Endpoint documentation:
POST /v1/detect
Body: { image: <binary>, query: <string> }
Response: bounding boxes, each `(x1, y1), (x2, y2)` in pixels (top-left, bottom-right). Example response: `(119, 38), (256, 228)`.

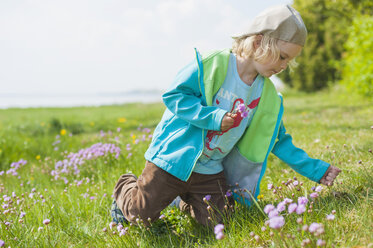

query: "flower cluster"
(51, 143), (121, 182)
(236, 103), (249, 118)
(2, 159), (27, 177)
(214, 224), (225, 240)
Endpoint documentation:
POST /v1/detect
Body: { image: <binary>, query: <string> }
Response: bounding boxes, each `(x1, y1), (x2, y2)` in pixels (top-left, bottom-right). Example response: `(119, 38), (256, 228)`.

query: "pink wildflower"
(310, 192), (319, 199)
(215, 232), (225, 240)
(268, 209), (279, 218)
(308, 223), (321, 233)
(264, 204), (275, 214)
(214, 224), (224, 234)
(298, 196), (308, 205)
(315, 186), (323, 192)
(43, 219), (50, 225)
(0, 240), (5, 247)
(268, 216), (285, 229)
(296, 204), (306, 215)
(288, 203), (297, 214)
(317, 239), (326, 247)
(326, 214), (335, 220)
(276, 201), (286, 212)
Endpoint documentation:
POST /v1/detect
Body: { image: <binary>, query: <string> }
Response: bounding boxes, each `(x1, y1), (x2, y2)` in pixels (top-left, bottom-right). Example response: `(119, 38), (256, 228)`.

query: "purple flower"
(276, 201), (286, 212)
(237, 103), (246, 112)
(316, 239), (326, 246)
(298, 196), (308, 205)
(308, 223), (321, 233)
(215, 232), (225, 240)
(241, 111), (249, 118)
(264, 204), (275, 214)
(315, 186), (323, 192)
(283, 198), (293, 204)
(119, 228), (128, 236)
(204, 195), (211, 201)
(20, 212), (26, 218)
(296, 204), (306, 215)
(310, 192), (319, 199)
(43, 219), (50, 225)
(0, 240), (5, 247)
(225, 190), (232, 197)
(293, 180), (299, 186)
(268, 216), (285, 229)
(214, 224), (224, 234)
(267, 183), (274, 190)
(326, 214), (335, 220)
(268, 209), (279, 218)
(159, 214), (165, 219)
(109, 222), (116, 229)
(288, 203), (298, 214)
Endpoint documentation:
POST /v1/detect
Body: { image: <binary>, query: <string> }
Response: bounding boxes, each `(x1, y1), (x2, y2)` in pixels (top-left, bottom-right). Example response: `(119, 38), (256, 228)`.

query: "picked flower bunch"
(235, 103), (249, 118)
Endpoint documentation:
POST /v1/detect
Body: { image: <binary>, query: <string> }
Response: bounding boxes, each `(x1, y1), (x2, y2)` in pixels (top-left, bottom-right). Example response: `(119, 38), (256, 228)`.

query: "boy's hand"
(221, 112), (237, 132)
(320, 165), (341, 186)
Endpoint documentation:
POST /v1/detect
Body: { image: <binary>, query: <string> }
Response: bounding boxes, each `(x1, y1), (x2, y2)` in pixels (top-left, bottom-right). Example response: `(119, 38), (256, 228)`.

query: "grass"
(0, 89), (372, 247)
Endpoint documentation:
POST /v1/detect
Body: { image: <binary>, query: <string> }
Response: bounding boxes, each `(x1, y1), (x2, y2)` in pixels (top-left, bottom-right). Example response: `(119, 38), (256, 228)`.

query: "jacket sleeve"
(271, 121), (330, 183)
(162, 59), (227, 131)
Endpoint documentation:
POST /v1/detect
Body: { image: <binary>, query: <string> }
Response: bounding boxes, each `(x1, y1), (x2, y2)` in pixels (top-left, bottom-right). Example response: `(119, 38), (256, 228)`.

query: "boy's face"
(254, 40), (303, 78)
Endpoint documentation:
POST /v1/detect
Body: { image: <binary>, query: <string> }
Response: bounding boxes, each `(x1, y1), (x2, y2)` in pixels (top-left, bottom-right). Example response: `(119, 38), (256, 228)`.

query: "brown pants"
(113, 161), (232, 226)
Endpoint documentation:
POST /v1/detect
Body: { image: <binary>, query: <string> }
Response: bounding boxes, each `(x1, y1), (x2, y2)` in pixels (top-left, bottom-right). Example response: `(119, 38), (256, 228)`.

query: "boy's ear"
(253, 35), (263, 50)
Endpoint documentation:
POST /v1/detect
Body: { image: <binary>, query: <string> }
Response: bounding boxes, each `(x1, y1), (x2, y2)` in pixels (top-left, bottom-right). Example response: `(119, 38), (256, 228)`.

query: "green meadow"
(0, 89), (372, 247)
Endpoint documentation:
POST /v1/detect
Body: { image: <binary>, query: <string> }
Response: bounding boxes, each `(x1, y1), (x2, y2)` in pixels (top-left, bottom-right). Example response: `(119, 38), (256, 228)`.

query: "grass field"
(0, 89), (372, 247)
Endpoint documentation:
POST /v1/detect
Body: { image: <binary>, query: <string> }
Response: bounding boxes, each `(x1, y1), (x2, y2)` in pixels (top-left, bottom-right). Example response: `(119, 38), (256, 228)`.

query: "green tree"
(340, 16), (373, 96)
(279, 0), (373, 92)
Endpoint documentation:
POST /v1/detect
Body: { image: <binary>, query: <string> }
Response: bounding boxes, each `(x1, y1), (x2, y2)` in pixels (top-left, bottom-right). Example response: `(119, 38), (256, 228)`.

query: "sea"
(0, 91), (164, 109)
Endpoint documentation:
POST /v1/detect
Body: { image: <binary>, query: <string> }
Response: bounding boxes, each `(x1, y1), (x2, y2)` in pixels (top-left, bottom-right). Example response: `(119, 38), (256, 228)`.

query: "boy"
(112, 5), (341, 227)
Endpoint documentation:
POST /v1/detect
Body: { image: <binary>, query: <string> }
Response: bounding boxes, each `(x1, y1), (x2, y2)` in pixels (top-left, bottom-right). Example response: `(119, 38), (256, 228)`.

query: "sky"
(0, 0), (291, 95)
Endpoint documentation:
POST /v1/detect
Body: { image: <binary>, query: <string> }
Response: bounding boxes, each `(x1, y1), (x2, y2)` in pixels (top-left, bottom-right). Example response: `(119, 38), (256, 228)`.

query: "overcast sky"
(0, 0), (291, 95)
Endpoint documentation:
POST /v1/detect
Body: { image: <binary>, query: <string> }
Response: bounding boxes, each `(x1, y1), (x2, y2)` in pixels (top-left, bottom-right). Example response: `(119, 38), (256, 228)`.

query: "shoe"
(111, 199), (128, 224)
(169, 196), (181, 209)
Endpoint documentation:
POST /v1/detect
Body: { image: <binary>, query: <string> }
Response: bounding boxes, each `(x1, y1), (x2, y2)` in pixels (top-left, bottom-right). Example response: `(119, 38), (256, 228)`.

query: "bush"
(339, 16), (373, 97)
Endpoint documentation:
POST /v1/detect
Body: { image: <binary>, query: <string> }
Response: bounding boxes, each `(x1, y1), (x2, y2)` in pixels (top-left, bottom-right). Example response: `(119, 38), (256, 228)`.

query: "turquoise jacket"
(144, 49), (330, 206)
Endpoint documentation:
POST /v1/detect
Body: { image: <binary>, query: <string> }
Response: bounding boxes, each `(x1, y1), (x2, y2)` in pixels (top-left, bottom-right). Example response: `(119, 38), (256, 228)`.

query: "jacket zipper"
(186, 129), (205, 180)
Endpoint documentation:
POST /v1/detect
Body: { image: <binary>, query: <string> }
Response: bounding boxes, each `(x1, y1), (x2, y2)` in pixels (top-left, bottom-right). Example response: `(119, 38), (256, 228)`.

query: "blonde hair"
(232, 34), (298, 68)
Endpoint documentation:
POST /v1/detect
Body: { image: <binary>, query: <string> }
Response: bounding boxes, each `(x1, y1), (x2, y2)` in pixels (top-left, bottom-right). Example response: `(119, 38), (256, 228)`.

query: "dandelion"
(257, 194), (264, 200)
(60, 129), (67, 136)
(268, 216), (285, 229)
(43, 219), (50, 225)
(36, 155), (41, 160)
(118, 117), (126, 123)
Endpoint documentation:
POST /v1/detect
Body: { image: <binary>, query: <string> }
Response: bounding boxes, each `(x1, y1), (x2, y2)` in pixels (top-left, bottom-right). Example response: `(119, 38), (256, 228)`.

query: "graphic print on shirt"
(204, 96), (261, 156)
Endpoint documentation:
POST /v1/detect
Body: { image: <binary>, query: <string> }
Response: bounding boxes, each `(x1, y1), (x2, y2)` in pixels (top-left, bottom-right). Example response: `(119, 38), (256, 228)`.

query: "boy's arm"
(271, 121), (339, 183)
(162, 59), (227, 131)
